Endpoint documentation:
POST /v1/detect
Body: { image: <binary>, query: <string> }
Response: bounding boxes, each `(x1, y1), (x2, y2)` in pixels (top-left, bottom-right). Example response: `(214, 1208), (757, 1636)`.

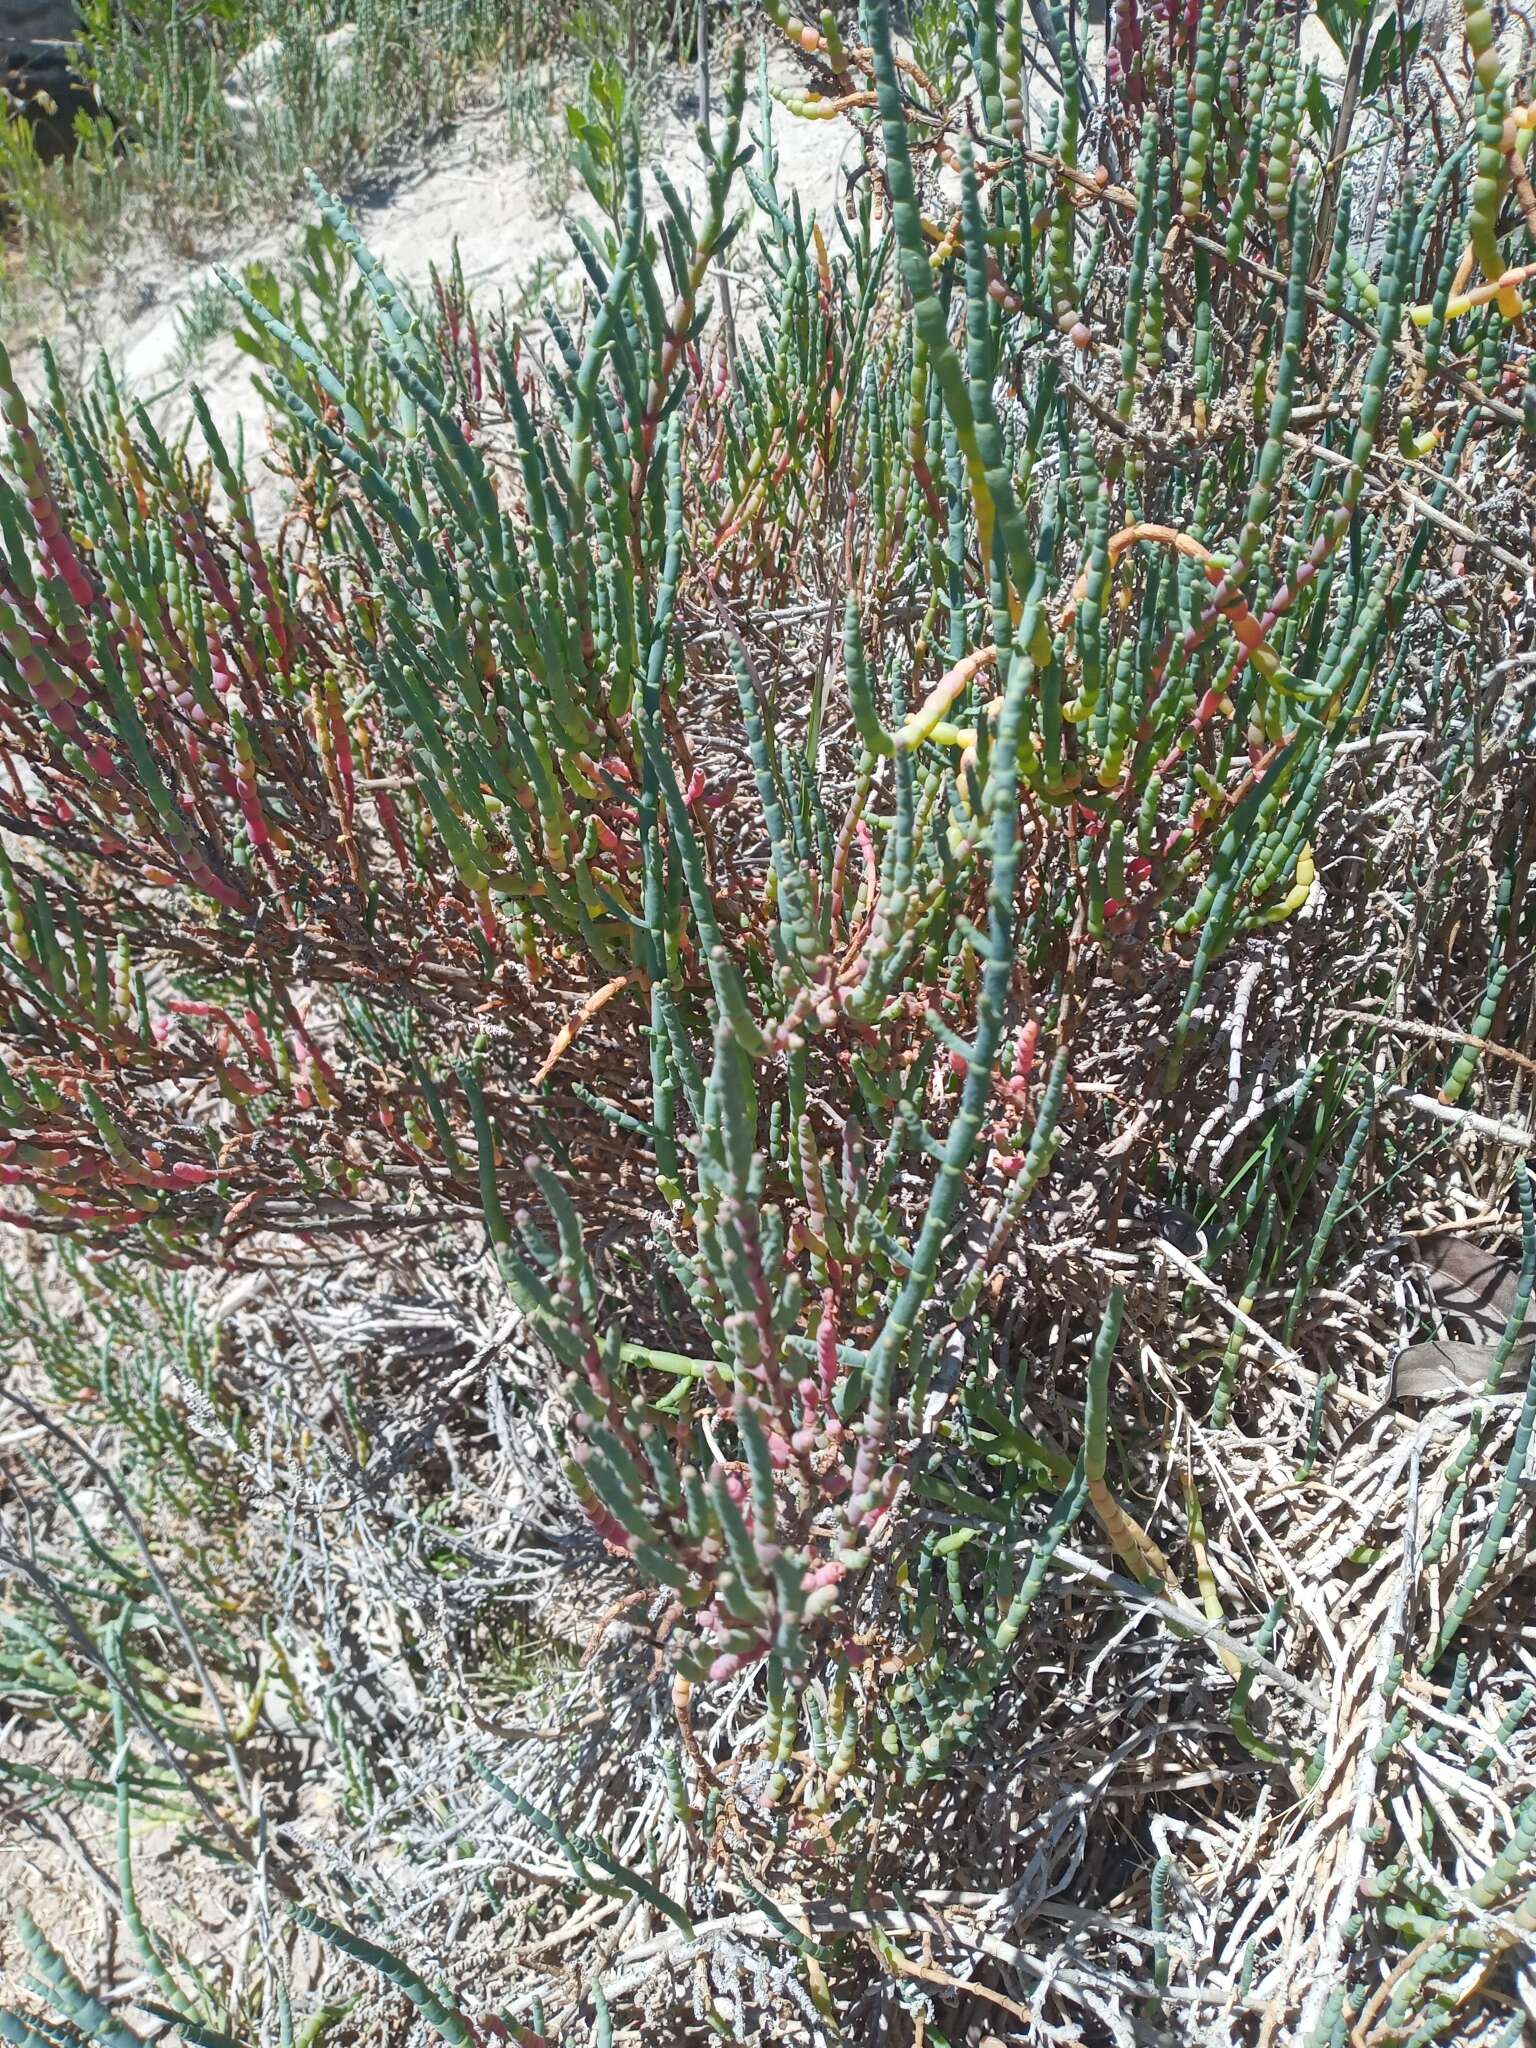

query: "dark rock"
(2, 38), (102, 164)
(0, 3), (78, 39)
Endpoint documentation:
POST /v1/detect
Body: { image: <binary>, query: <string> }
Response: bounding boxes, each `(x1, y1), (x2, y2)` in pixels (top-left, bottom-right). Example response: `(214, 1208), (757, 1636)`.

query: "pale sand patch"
(13, 49), (861, 529)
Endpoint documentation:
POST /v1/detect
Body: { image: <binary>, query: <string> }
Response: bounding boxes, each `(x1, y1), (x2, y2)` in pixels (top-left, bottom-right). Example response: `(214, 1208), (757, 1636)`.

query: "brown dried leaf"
(1389, 1336), (1533, 1404)
(1416, 1231), (1528, 1337)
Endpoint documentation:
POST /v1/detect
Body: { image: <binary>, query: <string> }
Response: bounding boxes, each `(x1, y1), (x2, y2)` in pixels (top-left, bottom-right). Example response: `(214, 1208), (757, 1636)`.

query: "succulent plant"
(1, 0), (1534, 2037)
